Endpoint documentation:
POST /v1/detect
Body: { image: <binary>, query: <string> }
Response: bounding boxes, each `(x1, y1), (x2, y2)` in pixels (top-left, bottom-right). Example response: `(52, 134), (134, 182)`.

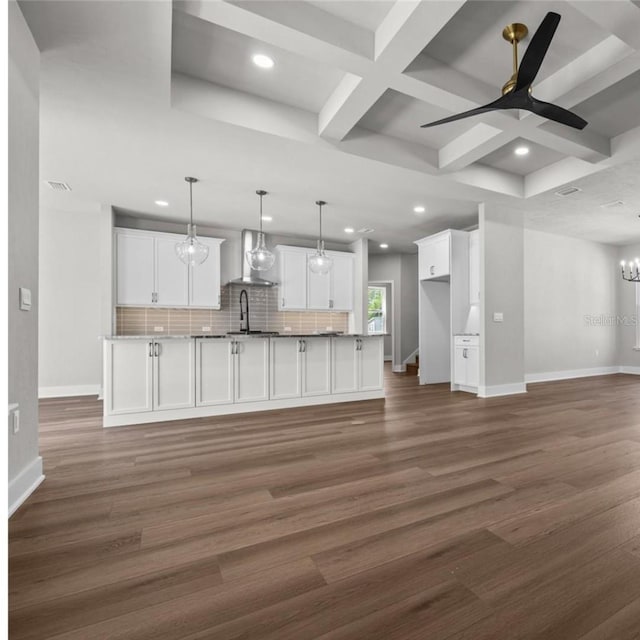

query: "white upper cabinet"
(116, 231), (155, 306)
(278, 248), (308, 310)
(468, 230), (480, 306)
(115, 228), (223, 308)
(330, 252), (354, 311)
(417, 233), (450, 281)
(155, 236), (189, 307)
(190, 237), (223, 309)
(277, 245), (355, 311)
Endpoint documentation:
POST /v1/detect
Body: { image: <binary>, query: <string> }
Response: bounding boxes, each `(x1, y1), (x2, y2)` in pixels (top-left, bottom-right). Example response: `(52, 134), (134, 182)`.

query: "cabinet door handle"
(463, 348), (467, 359)
(154, 342), (160, 357)
(430, 265), (435, 276)
(329, 299), (333, 309)
(282, 298), (285, 307)
(301, 340), (306, 353)
(232, 342), (237, 355)
(148, 342), (153, 357)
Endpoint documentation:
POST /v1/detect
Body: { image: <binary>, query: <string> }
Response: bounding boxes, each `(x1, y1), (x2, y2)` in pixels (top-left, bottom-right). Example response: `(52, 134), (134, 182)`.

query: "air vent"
(45, 180), (71, 192)
(357, 227), (375, 234)
(600, 200), (625, 209)
(554, 186), (581, 197)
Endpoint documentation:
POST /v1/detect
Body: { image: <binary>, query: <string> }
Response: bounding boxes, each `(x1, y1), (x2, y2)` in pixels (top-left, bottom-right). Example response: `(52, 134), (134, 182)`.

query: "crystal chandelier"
(621, 258), (640, 282)
(308, 200), (332, 275)
(246, 190), (275, 271)
(175, 177), (209, 266)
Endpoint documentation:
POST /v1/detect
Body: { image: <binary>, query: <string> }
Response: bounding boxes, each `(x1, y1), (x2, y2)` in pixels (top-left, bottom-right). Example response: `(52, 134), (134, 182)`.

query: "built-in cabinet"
(103, 335), (383, 426)
(453, 336), (479, 390)
(277, 245), (354, 311)
(417, 233), (450, 281)
(115, 228), (223, 309)
(104, 338), (194, 415)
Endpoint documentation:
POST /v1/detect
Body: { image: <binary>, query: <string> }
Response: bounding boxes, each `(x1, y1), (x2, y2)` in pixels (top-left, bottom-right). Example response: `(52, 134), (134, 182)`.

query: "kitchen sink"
(227, 330), (280, 336)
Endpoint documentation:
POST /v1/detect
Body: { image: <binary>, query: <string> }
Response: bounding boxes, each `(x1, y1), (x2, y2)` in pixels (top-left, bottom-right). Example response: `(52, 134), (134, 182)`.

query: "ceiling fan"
(421, 12), (588, 130)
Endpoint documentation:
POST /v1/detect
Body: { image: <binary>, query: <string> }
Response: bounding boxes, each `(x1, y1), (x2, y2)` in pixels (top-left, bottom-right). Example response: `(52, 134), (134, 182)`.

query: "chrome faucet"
(239, 289), (250, 333)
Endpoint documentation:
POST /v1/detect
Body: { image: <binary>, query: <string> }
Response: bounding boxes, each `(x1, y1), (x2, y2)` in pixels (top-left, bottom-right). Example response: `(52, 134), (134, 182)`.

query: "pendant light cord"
(189, 180), (193, 226)
(259, 193), (263, 234)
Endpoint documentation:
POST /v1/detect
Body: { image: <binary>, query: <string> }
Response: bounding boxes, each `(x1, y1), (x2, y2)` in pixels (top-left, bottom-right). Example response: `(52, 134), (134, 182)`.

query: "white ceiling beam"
(439, 123), (510, 171)
(317, 0), (465, 141)
(175, 0), (372, 76)
(568, 0), (640, 49)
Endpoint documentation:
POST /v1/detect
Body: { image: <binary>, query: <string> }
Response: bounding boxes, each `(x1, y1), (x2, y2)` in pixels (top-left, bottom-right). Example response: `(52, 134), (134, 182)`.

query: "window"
(368, 286), (386, 334)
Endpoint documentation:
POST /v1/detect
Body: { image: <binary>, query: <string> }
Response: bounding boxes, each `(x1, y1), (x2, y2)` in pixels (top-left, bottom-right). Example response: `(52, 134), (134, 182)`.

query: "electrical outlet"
(284, 326), (292, 332)
(202, 326), (211, 332)
(154, 326), (164, 332)
(493, 312), (504, 323)
(326, 326), (333, 331)
(12, 410), (20, 435)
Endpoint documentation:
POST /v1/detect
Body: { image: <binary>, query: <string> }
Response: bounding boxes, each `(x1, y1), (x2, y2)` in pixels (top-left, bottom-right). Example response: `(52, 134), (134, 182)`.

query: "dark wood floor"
(9, 368), (640, 639)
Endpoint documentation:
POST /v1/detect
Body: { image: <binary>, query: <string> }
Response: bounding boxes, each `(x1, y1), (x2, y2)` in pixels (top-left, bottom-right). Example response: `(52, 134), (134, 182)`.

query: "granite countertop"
(102, 333), (387, 340)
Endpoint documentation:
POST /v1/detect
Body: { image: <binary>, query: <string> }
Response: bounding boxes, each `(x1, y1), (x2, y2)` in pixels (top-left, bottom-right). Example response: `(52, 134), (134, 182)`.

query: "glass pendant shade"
(176, 177), (209, 267)
(246, 230), (275, 271)
(308, 240), (333, 275)
(308, 200), (332, 275)
(245, 190), (275, 271)
(176, 223), (209, 267)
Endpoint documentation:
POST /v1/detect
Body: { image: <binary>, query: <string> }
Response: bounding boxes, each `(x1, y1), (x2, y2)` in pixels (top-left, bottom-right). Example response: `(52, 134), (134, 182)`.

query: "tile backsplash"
(116, 285), (349, 335)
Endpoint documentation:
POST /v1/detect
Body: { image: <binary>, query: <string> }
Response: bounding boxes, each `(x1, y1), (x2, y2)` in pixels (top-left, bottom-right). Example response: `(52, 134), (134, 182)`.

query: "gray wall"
(368, 253), (419, 369)
(479, 203), (525, 392)
(39, 206), (104, 394)
(525, 229), (619, 377)
(618, 242), (640, 369)
(8, 1), (42, 510)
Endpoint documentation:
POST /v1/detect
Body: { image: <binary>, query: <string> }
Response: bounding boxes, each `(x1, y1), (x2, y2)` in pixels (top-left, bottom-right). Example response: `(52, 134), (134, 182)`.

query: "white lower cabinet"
(196, 339), (234, 406)
(301, 338), (331, 396)
(234, 338), (270, 403)
(453, 336), (479, 390)
(331, 336), (384, 394)
(105, 338), (194, 414)
(270, 337), (331, 399)
(104, 335), (383, 426)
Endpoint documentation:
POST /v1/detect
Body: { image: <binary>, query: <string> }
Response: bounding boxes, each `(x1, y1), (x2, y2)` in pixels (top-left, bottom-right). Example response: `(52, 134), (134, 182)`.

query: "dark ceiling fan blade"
(525, 96), (588, 130)
(514, 12), (561, 91)
(420, 95), (514, 128)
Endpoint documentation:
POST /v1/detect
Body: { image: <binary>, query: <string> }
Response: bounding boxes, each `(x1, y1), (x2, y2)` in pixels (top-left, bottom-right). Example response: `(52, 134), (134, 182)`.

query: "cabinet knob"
(430, 265), (435, 275)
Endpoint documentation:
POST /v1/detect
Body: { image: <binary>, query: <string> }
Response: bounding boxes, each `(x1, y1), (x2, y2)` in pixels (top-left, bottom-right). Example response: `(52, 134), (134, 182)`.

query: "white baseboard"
(478, 382), (527, 398)
(392, 365), (407, 373)
(384, 356), (393, 362)
(619, 365), (640, 375)
(39, 384), (101, 398)
(8, 456), (44, 517)
(525, 366), (620, 383)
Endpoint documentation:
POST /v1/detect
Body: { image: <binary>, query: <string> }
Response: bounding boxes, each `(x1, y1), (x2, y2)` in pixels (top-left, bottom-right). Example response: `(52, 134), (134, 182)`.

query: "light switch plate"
(201, 326), (211, 332)
(154, 326), (164, 332)
(493, 312), (504, 323)
(19, 287), (31, 311)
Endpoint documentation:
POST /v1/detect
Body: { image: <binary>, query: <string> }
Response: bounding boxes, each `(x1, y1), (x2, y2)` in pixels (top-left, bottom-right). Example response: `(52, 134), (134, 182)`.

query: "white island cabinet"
(271, 337), (332, 400)
(104, 338), (194, 415)
(331, 336), (384, 394)
(103, 335), (384, 428)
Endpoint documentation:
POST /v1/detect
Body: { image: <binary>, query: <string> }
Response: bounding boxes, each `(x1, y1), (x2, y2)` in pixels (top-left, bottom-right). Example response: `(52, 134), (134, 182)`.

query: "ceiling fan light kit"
(421, 12), (588, 131)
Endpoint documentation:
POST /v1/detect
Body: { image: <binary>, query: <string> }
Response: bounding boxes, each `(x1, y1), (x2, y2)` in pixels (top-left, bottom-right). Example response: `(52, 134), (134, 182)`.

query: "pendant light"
(308, 200), (333, 275)
(245, 190), (275, 271)
(175, 177), (209, 266)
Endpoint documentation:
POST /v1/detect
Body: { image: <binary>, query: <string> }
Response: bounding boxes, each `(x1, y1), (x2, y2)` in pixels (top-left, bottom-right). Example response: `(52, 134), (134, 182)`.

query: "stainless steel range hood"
(229, 229), (277, 287)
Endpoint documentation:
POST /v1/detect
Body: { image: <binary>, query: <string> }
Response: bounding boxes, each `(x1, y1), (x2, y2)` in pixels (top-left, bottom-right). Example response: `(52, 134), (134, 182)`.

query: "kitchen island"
(102, 334), (384, 427)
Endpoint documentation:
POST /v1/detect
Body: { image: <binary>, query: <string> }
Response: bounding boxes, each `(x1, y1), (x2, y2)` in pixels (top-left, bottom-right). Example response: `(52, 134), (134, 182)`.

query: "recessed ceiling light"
(514, 146), (529, 156)
(154, 200), (169, 207)
(252, 54), (274, 69)
(344, 227), (354, 233)
(413, 205), (425, 213)
(380, 243), (389, 249)
(261, 215), (273, 222)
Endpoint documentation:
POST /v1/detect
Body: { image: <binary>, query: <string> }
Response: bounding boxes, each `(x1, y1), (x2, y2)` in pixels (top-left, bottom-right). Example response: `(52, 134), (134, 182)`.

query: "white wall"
(525, 229), (619, 380)
(618, 242), (640, 371)
(39, 206), (104, 396)
(8, 1), (43, 515)
(479, 203), (525, 395)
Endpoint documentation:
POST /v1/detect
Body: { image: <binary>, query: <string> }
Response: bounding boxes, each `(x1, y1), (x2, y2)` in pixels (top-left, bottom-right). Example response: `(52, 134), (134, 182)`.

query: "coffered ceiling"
(20, 0), (640, 250)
